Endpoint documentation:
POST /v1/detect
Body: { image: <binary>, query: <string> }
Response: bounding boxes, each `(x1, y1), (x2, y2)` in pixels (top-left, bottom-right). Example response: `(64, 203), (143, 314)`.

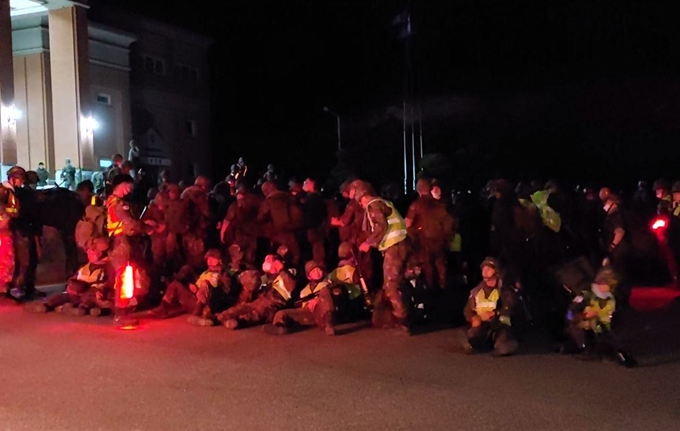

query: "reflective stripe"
(106, 196), (123, 237)
(272, 275), (291, 301)
(474, 288), (500, 314)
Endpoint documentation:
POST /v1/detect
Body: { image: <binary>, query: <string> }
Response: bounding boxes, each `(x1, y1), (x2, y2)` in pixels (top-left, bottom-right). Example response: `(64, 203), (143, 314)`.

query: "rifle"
(350, 247), (373, 308)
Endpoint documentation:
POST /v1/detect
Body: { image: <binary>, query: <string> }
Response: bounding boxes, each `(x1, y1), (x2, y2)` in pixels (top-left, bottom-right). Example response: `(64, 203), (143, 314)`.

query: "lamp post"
(323, 106), (341, 151)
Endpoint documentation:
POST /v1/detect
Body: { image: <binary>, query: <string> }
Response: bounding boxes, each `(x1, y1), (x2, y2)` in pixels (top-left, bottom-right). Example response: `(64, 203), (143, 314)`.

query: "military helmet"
(338, 242), (353, 259)
(653, 179), (669, 191)
(594, 266), (618, 291)
(7, 166), (26, 181)
(672, 181), (680, 193)
(204, 249), (223, 262)
(304, 260), (323, 277)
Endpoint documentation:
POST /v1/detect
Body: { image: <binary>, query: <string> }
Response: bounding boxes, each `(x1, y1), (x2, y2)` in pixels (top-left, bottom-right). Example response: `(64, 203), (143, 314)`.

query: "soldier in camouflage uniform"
(181, 176), (211, 270)
(355, 185), (412, 333)
(0, 205), (14, 296)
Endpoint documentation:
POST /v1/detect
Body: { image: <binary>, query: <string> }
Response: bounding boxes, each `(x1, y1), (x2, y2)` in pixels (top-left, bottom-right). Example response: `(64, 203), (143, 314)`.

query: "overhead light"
(3, 105), (22, 124)
(82, 116), (99, 134)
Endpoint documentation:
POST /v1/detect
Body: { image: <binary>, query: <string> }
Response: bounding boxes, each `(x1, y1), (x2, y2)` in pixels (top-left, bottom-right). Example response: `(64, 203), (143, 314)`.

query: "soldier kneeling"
(265, 261), (337, 335)
(562, 266), (638, 368)
(26, 238), (112, 315)
(462, 258), (518, 356)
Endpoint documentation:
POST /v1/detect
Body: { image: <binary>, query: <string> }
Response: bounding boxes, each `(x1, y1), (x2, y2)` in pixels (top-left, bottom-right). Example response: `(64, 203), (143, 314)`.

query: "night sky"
(93, 0), (680, 188)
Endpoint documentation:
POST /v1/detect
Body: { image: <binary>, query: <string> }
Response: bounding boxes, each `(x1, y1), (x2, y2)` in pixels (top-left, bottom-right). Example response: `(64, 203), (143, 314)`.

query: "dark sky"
(94, 0), (680, 187)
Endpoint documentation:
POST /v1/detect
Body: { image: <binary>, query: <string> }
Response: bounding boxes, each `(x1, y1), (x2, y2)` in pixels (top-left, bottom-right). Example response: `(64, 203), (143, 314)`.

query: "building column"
(48, 3), (95, 174)
(0, 0), (17, 171)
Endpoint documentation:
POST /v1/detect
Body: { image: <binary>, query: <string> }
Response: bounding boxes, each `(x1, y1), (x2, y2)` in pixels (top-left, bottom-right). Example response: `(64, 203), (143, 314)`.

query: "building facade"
(0, 0), (212, 184)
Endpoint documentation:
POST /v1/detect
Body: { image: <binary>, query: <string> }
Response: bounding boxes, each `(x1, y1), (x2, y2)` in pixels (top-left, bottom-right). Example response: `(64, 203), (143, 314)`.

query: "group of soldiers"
(2, 160), (660, 367)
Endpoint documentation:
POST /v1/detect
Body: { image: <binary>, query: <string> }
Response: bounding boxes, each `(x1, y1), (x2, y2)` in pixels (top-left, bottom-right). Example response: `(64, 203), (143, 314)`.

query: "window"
(175, 63), (200, 84)
(96, 93), (112, 105)
(186, 120), (197, 137)
(99, 159), (112, 169)
(142, 55), (166, 76)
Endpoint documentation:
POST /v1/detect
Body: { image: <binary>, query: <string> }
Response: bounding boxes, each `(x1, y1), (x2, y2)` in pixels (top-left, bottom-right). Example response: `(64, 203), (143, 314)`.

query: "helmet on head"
(195, 176), (210, 191)
(653, 179), (669, 191)
(204, 249), (222, 262)
(338, 242), (352, 259)
(304, 260), (323, 277)
(7, 166), (26, 181)
(594, 266), (618, 291)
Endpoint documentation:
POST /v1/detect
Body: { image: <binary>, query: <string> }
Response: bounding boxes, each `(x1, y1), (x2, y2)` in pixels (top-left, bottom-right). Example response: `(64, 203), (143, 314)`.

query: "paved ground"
(1, 289), (680, 431)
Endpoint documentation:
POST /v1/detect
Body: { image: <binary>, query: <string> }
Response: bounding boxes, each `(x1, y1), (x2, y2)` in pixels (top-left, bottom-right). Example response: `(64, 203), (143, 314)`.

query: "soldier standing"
(258, 181), (301, 266)
(181, 176), (212, 270)
(106, 174), (154, 325)
(355, 186), (411, 333)
(221, 184), (262, 265)
(405, 178), (454, 289)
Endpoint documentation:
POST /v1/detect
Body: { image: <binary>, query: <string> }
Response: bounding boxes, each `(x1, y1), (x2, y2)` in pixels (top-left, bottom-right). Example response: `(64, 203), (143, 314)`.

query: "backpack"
(75, 205), (107, 251)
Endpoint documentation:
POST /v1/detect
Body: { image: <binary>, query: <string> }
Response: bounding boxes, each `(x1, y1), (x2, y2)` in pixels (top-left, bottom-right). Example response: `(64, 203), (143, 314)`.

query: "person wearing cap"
(25, 237), (111, 315)
(217, 254), (296, 330)
(266, 260), (337, 335)
(355, 185), (412, 333)
(0, 205), (15, 297)
(563, 266), (637, 367)
(107, 174), (154, 325)
(463, 258), (518, 356)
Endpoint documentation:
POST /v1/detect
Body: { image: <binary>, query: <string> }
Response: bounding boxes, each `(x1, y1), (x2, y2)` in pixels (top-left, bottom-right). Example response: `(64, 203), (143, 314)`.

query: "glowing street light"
(4, 105), (22, 124)
(82, 116), (100, 134)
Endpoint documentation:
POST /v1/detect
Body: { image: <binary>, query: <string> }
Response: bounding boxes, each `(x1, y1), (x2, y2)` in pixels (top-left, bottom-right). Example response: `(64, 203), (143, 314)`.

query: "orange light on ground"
(118, 324), (139, 331)
(121, 264), (134, 300)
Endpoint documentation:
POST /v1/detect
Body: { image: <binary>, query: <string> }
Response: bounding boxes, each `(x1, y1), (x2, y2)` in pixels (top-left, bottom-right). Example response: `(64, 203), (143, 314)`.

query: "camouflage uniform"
(143, 197), (168, 274)
(257, 189), (301, 266)
(0, 207), (14, 293)
(217, 269), (296, 329)
(181, 185), (210, 270)
(165, 195), (188, 273)
(223, 191), (262, 265)
(364, 198), (411, 325)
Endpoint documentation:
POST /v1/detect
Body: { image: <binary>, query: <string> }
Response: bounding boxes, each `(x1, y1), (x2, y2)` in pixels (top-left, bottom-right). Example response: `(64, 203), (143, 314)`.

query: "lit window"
(99, 159), (112, 169)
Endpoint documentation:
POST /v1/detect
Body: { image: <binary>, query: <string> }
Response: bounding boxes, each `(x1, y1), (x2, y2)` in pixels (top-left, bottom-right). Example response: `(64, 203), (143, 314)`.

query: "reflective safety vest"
(581, 293), (616, 333)
(300, 280), (330, 309)
(328, 264), (362, 300)
(475, 288), (500, 315)
(106, 195), (124, 237)
(366, 199), (407, 252)
(1, 183), (19, 217)
(449, 233), (462, 253)
(530, 190), (561, 233)
(272, 273), (292, 301)
(76, 262), (107, 287)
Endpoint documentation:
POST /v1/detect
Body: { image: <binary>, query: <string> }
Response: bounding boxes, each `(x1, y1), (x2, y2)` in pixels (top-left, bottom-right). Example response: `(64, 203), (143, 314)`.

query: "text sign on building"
(140, 156), (172, 167)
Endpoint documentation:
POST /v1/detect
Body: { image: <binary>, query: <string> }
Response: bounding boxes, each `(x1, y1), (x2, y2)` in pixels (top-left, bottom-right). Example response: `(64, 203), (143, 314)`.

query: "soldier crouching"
(463, 258), (518, 356)
(217, 254), (296, 330)
(25, 238), (112, 316)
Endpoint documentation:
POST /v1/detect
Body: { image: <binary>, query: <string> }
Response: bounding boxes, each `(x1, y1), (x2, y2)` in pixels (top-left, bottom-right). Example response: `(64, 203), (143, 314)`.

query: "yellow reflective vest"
(366, 198), (407, 252)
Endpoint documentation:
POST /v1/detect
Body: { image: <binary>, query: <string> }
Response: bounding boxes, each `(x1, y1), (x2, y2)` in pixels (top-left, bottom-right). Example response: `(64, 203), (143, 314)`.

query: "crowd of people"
(5, 154), (678, 368)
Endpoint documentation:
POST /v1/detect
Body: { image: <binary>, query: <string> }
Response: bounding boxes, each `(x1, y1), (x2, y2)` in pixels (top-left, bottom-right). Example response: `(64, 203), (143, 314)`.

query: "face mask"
(262, 261), (272, 273)
(603, 202), (612, 212)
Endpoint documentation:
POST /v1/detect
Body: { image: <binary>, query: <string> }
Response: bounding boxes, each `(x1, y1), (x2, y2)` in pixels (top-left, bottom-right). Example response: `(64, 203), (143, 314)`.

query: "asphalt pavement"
(1, 290), (679, 431)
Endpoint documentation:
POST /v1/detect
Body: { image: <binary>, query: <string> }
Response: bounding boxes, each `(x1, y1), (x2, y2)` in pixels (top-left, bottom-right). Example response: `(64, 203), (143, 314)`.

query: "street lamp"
(323, 106), (341, 151)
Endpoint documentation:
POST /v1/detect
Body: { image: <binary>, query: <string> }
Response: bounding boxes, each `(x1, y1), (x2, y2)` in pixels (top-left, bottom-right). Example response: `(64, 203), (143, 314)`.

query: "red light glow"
(652, 219), (667, 230)
(120, 264), (134, 300)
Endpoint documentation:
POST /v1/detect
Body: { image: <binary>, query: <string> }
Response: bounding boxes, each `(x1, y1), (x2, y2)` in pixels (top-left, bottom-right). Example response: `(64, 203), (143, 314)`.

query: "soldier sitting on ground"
(25, 238), (112, 316)
(217, 254), (296, 330)
(462, 257), (518, 356)
(265, 260), (337, 335)
(187, 249), (237, 327)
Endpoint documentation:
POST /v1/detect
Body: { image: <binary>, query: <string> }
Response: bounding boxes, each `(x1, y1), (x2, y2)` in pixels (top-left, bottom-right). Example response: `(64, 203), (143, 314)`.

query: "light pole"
(323, 106), (341, 151)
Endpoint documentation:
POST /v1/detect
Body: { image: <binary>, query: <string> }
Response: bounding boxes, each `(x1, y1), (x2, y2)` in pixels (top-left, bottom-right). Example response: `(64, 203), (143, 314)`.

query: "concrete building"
(0, 0), (212, 184)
